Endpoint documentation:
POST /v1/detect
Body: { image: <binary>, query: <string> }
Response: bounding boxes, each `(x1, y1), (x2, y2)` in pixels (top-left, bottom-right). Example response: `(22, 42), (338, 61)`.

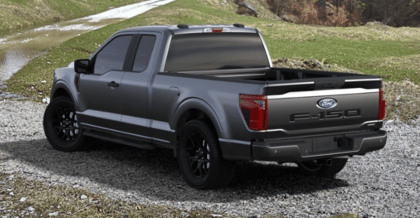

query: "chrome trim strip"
(267, 88), (378, 100)
(258, 31), (272, 68)
(219, 138), (251, 145)
(345, 78), (382, 82)
(177, 67), (270, 75)
(215, 73), (265, 78)
(265, 120), (380, 132)
(80, 123), (152, 140)
(76, 110), (120, 122)
(267, 82), (315, 87)
(160, 34), (172, 72)
(152, 138), (170, 143)
(150, 120), (176, 133)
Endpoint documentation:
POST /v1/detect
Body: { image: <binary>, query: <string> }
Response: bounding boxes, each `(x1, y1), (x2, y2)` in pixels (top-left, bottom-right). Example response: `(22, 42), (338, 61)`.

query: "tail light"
(240, 94), (267, 130)
(378, 88), (386, 120)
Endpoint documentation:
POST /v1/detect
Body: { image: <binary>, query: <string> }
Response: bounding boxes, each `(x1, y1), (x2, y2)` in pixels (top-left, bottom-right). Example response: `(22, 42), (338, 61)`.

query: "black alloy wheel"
(43, 97), (92, 152)
(52, 106), (79, 141)
(178, 120), (235, 190)
(185, 132), (211, 179)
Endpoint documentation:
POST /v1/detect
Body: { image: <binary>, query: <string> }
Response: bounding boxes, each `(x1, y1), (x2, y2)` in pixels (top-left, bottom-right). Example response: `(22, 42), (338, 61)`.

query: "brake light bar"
(240, 94), (268, 130)
(203, 28), (231, 33)
(378, 88), (386, 120)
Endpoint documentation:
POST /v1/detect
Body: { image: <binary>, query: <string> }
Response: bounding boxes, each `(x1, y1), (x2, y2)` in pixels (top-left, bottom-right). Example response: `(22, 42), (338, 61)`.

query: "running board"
(84, 130), (156, 150)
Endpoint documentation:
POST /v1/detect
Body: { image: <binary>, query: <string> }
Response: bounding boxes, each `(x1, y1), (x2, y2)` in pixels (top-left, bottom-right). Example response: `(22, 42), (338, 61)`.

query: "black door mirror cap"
(74, 59), (90, 74)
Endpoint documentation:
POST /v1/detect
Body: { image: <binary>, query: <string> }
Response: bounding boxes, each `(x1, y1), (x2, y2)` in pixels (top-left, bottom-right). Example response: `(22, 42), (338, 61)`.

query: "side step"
(84, 130), (156, 150)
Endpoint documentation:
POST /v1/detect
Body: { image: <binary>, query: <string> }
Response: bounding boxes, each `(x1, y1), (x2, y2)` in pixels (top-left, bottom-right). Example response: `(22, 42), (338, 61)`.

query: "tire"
(43, 97), (92, 152)
(297, 158), (348, 177)
(177, 120), (235, 190)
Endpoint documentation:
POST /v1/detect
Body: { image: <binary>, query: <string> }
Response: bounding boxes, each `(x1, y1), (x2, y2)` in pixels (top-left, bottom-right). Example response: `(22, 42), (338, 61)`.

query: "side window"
(94, 35), (133, 75)
(132, 35), (156, 72)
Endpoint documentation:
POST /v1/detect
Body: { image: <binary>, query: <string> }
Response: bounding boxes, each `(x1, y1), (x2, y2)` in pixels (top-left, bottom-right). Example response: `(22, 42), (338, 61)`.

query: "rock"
(9, 192), (14, 196)
(42, 98), (50, 104)
(280, 14), (298, 23)
(181, 211), (190, 217)
(386, 120), (394, 125)
(19, 197), (28, 202)
(28, 206), (35, 212)
(267, 24), (273, 27)
(277, 57), (288, 63)
(80, 195), (87, 200)
(48, 212), (59, 216)
(40, 80), (46, 83)
(237, 2), (258, 17)
(72, 184), (80, 188)
(326, 64), (330, 68)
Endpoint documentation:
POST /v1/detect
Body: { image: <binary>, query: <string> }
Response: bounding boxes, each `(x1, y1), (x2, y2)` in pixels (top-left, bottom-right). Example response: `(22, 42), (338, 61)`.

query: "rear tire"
(43, 97), (92, 152)
(297, 158), (348, 176)
(178, 120), (235, 190)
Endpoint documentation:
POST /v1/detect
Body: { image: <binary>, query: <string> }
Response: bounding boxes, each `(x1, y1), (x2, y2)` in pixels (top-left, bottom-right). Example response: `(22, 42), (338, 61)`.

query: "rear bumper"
(252, 130), (387, 162)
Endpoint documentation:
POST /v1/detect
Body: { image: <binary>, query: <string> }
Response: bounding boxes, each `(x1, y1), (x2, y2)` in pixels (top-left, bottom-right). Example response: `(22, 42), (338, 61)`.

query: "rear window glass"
(164, 33), (269, 72)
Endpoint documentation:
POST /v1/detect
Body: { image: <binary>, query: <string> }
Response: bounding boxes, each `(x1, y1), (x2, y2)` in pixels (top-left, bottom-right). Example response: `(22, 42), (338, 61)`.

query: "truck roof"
(118, 24), (258, 35)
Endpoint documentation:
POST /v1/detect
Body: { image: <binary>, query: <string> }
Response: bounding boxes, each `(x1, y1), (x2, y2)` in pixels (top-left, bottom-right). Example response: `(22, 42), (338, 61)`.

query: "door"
(118, 34), (157, 142)
(78, 35), (134, 130)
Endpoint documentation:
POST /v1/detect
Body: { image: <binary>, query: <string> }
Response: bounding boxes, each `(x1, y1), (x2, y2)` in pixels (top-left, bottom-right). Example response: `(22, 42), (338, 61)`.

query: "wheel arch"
(171, 99), (225, 155)
(51, 82), (77, 106)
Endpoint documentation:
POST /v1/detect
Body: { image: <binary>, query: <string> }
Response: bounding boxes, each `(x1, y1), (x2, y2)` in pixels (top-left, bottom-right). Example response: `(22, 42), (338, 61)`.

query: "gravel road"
(1, 100), (419, 217)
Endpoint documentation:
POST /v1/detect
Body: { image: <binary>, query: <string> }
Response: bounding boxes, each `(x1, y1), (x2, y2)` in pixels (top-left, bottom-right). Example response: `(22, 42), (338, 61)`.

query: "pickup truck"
(43, 24), (387, 190)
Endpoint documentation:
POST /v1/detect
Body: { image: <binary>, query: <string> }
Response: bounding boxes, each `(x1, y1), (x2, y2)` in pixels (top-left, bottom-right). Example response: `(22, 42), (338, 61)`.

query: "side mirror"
(74, 59), (90, 74)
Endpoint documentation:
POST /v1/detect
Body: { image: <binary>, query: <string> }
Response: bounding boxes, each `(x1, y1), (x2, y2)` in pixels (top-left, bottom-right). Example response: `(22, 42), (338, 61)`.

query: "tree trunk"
(320, 0), (326, 9)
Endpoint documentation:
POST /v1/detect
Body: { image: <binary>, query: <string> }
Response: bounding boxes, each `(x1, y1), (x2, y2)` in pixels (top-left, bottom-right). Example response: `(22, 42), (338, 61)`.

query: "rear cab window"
(164, 33), (270, 72)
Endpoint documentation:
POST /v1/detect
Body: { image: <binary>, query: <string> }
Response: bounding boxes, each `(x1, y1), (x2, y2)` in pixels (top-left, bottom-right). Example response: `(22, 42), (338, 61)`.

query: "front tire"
(43, 97), (91, 152)
(297, 158), (348, 177)
(178, 120), (235, 190)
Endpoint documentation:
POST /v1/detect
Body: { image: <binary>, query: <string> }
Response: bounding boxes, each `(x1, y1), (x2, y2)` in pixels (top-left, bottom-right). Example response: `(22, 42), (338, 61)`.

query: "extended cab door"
(118, 33), (159, 143)
(77, 34), (135, 131)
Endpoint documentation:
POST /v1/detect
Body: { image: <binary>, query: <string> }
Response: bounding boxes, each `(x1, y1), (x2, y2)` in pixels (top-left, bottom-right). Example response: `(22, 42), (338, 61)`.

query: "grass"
(0, 166), (361, 218)
(0, 171), (223, 217)
(0, 0), (147, 37)
(4, 0), (420, 123)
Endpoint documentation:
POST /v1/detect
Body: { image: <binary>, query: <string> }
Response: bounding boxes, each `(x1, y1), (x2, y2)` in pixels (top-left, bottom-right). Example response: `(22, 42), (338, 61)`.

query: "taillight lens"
(378, 88), (386, 120)
(240, 94), (267, 130)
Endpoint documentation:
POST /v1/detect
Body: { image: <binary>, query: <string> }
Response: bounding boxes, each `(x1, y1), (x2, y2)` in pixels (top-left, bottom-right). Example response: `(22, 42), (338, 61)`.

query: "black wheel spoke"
(189, 134), (200, 148)
(196, 162), (203, 177)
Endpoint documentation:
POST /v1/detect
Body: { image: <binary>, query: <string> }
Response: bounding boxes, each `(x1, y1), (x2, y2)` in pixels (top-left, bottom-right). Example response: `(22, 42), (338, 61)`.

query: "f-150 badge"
(317, 98), (337, 109)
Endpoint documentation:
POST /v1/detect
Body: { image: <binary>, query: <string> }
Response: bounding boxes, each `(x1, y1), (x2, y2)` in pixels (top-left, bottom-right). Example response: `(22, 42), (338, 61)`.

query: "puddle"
(0, 49), (39, 82)
(0, 0), (177, 100)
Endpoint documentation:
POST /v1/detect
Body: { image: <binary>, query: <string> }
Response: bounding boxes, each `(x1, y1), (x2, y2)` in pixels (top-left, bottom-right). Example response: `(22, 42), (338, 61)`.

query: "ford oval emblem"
(317, 98), (337, 109)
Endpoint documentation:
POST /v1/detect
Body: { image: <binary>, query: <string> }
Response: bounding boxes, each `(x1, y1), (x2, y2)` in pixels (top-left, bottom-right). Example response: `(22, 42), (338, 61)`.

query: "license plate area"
(311, 136), (353, 154)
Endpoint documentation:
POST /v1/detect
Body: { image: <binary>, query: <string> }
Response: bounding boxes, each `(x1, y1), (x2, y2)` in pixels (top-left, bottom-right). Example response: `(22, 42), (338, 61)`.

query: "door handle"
(108, 81), (119, 87)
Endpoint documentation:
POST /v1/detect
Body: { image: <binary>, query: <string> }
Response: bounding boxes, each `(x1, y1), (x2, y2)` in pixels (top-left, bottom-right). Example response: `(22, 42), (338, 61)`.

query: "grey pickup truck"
(43, 24), (387, 190)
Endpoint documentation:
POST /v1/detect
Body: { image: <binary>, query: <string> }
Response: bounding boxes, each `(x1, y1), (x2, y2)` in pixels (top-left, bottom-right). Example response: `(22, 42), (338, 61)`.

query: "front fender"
(51, 80), (79, 108)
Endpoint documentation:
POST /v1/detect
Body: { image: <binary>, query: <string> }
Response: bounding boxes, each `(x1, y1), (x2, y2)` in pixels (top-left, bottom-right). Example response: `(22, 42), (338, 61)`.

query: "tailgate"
(265, 78), (383, 137)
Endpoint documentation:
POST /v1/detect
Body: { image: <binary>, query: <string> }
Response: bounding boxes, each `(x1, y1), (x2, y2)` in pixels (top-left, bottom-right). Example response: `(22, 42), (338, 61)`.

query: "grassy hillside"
(0, 0), (146, 37)
(5, 0), (420, 122)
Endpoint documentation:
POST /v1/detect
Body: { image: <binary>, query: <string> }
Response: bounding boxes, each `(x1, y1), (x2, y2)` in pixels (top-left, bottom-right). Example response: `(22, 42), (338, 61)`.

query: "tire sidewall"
(178, 120), (215, 189)
(43, 97), (84, 152)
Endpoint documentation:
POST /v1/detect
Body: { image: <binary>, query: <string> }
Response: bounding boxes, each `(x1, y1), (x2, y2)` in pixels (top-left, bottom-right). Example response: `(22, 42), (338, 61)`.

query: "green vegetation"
(6, 0), (420, 122)
(0, 0), (146, 37)
(0, 170), (361, 217)
(0, 171), (222, 217)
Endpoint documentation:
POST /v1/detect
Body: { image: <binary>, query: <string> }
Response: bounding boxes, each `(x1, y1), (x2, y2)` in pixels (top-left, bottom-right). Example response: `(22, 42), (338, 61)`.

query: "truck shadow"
(0, 139), (350, 203)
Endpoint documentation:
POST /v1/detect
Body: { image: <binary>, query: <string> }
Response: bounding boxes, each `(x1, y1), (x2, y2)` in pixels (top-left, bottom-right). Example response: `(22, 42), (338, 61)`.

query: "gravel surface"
(1, 100), (419, 217)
